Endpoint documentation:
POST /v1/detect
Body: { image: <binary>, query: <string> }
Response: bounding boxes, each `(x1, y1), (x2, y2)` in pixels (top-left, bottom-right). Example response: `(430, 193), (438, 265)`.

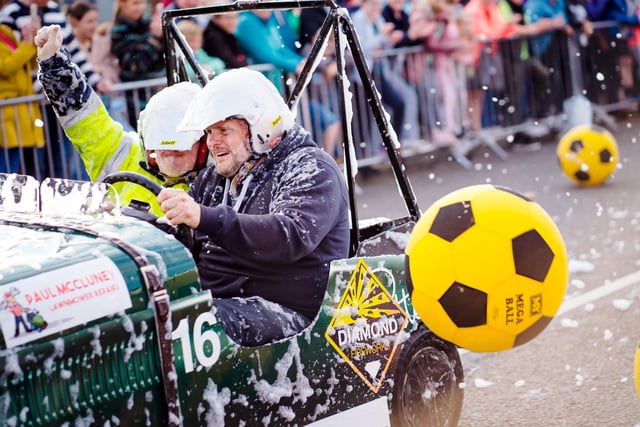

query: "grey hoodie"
(190, 124), (350, 319)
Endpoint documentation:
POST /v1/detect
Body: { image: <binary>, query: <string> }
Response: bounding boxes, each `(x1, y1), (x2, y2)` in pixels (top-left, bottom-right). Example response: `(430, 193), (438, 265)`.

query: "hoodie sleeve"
(37, 49), (94, 126)
(196, 149), (347, 264)
(37, 48), (137, 182)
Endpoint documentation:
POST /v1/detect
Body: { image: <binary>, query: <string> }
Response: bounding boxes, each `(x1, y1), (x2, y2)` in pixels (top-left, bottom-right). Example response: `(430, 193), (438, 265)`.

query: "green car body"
(0, 193), (462, 426)
(0, 1), (468, 424)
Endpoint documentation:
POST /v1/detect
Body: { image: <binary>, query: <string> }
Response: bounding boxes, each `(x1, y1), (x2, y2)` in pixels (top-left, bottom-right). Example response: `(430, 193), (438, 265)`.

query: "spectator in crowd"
(66, 0), (97, 52)
(425, 0), (473, 147)
(491, 0), (540, 127)
(385, 0), (438, 144)
(452, 8), (478, 78)
(404, 0), (437, 89)
(163, 0), (208, 28)
(66, 0), (130, 130)
(0, 0), (103, 90)
(563, 0), (593, 92)
(273, 8), (300, 51)
(523, 0), (571, 117)
(565, 0), (593, 34)
(383, 0), (427, 48)
(67, 0), (119, 87)
(522, 0), (569, 59)
(177, 18), (225, 78)
(0, 0), (105, 180)
(277, 7), (343, 163)
(351, 0), (421, 146)
(111, 0), (165, 128)
(236, 8), (343, 162)
(586, 0), (638, 34)
(300, 27), (344, 163)
(298, 5), (328, 50)
(201, 0), (248, 69)
(36, 24), (207, 216)
(463, 0), (561, 131)
(0, 21), (44, 174)
(157, 68), (350, 346)
(235, 9), (305, 87)
(163, 0), (199, 13)
(586, 0), (639, 102)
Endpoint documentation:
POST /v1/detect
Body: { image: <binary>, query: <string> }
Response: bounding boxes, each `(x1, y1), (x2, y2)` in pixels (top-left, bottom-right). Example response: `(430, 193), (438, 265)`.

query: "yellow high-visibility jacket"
(38, 49), (190, 217)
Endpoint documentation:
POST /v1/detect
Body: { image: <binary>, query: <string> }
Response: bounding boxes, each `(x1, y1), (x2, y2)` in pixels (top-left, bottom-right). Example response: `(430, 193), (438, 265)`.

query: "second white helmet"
(177, 68), (295, 154)
(139, 81), (204, 152)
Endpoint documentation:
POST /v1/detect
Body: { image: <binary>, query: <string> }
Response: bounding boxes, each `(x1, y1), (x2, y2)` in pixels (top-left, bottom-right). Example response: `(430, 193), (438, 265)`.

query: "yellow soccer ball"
(405, 185), (569, 352)
(556, 125), (619, 186)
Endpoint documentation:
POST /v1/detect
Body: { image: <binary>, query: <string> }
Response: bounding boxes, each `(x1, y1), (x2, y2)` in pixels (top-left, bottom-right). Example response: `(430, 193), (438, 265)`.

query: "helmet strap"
(146, 149), (158, 170)
(268, 136), (281, 150)
(229, 155), (266, 197)
(138, 159), (198, 185)
(139, 160), (164, 181)
(194, 136), (209, 169)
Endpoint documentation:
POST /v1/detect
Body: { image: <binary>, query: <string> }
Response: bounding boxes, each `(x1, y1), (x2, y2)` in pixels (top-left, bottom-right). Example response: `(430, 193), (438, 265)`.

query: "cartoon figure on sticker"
(0, 287), (47, 337)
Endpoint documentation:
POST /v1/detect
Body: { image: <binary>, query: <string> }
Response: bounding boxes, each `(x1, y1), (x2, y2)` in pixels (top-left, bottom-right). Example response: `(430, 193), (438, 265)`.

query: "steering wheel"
(100, 171), (193, 248)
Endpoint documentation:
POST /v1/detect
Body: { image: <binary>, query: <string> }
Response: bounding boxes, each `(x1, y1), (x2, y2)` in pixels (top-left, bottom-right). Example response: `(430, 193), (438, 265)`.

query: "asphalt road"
(354, 116), (640, 426)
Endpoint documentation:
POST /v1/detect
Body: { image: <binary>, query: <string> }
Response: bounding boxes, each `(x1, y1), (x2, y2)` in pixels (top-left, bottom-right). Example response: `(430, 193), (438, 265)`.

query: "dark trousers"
(379, 73), (406, 139)
(213, 296), (311, 347)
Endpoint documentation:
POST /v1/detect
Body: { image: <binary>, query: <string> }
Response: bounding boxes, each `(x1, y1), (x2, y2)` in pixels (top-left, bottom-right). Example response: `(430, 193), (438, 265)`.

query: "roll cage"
(161, 0), (422, 256)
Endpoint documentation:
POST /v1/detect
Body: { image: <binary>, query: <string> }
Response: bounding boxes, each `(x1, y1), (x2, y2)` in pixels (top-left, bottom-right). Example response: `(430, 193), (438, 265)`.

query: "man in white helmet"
(35, 25), (208, 216)
(157, 68), (350, 346)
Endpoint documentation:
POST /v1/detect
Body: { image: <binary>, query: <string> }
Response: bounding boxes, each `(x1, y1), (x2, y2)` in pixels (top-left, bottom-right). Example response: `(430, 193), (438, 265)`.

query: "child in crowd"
(177, 18), (225, 79)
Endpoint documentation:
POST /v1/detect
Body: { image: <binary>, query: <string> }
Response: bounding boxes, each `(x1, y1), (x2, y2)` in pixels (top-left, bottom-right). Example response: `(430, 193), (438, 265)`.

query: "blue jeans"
(0, 147), (45, 177)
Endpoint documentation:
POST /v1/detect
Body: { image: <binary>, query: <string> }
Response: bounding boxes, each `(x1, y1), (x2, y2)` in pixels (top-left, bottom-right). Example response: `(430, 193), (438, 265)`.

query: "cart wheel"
(391, 326), (464, 427)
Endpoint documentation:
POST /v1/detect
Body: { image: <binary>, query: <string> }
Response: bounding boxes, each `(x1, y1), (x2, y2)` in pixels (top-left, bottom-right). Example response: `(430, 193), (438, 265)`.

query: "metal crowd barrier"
(1, 22), (637, 178)
(0, 78), (166, 180)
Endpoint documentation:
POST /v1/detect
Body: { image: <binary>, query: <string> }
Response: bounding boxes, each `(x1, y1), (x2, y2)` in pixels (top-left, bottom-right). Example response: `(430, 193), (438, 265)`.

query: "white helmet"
(139, 81), (204, 152)
(177, 68), (295, 154)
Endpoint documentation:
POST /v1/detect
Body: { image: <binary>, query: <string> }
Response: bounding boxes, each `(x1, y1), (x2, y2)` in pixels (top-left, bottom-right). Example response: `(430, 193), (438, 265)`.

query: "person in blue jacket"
(234, 9), (304, 86)
(157, 68), (350, 347)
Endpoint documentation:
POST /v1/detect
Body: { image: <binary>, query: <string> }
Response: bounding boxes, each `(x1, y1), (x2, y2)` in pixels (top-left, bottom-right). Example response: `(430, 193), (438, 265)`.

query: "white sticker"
(0, 257), (132, 348)
(305, 396), (391, 426)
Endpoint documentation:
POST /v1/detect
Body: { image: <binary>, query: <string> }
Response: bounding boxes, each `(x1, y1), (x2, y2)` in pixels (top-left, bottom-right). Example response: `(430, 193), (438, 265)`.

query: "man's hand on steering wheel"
(100, 172), (194, 248)
(157, 188), (201, 229)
